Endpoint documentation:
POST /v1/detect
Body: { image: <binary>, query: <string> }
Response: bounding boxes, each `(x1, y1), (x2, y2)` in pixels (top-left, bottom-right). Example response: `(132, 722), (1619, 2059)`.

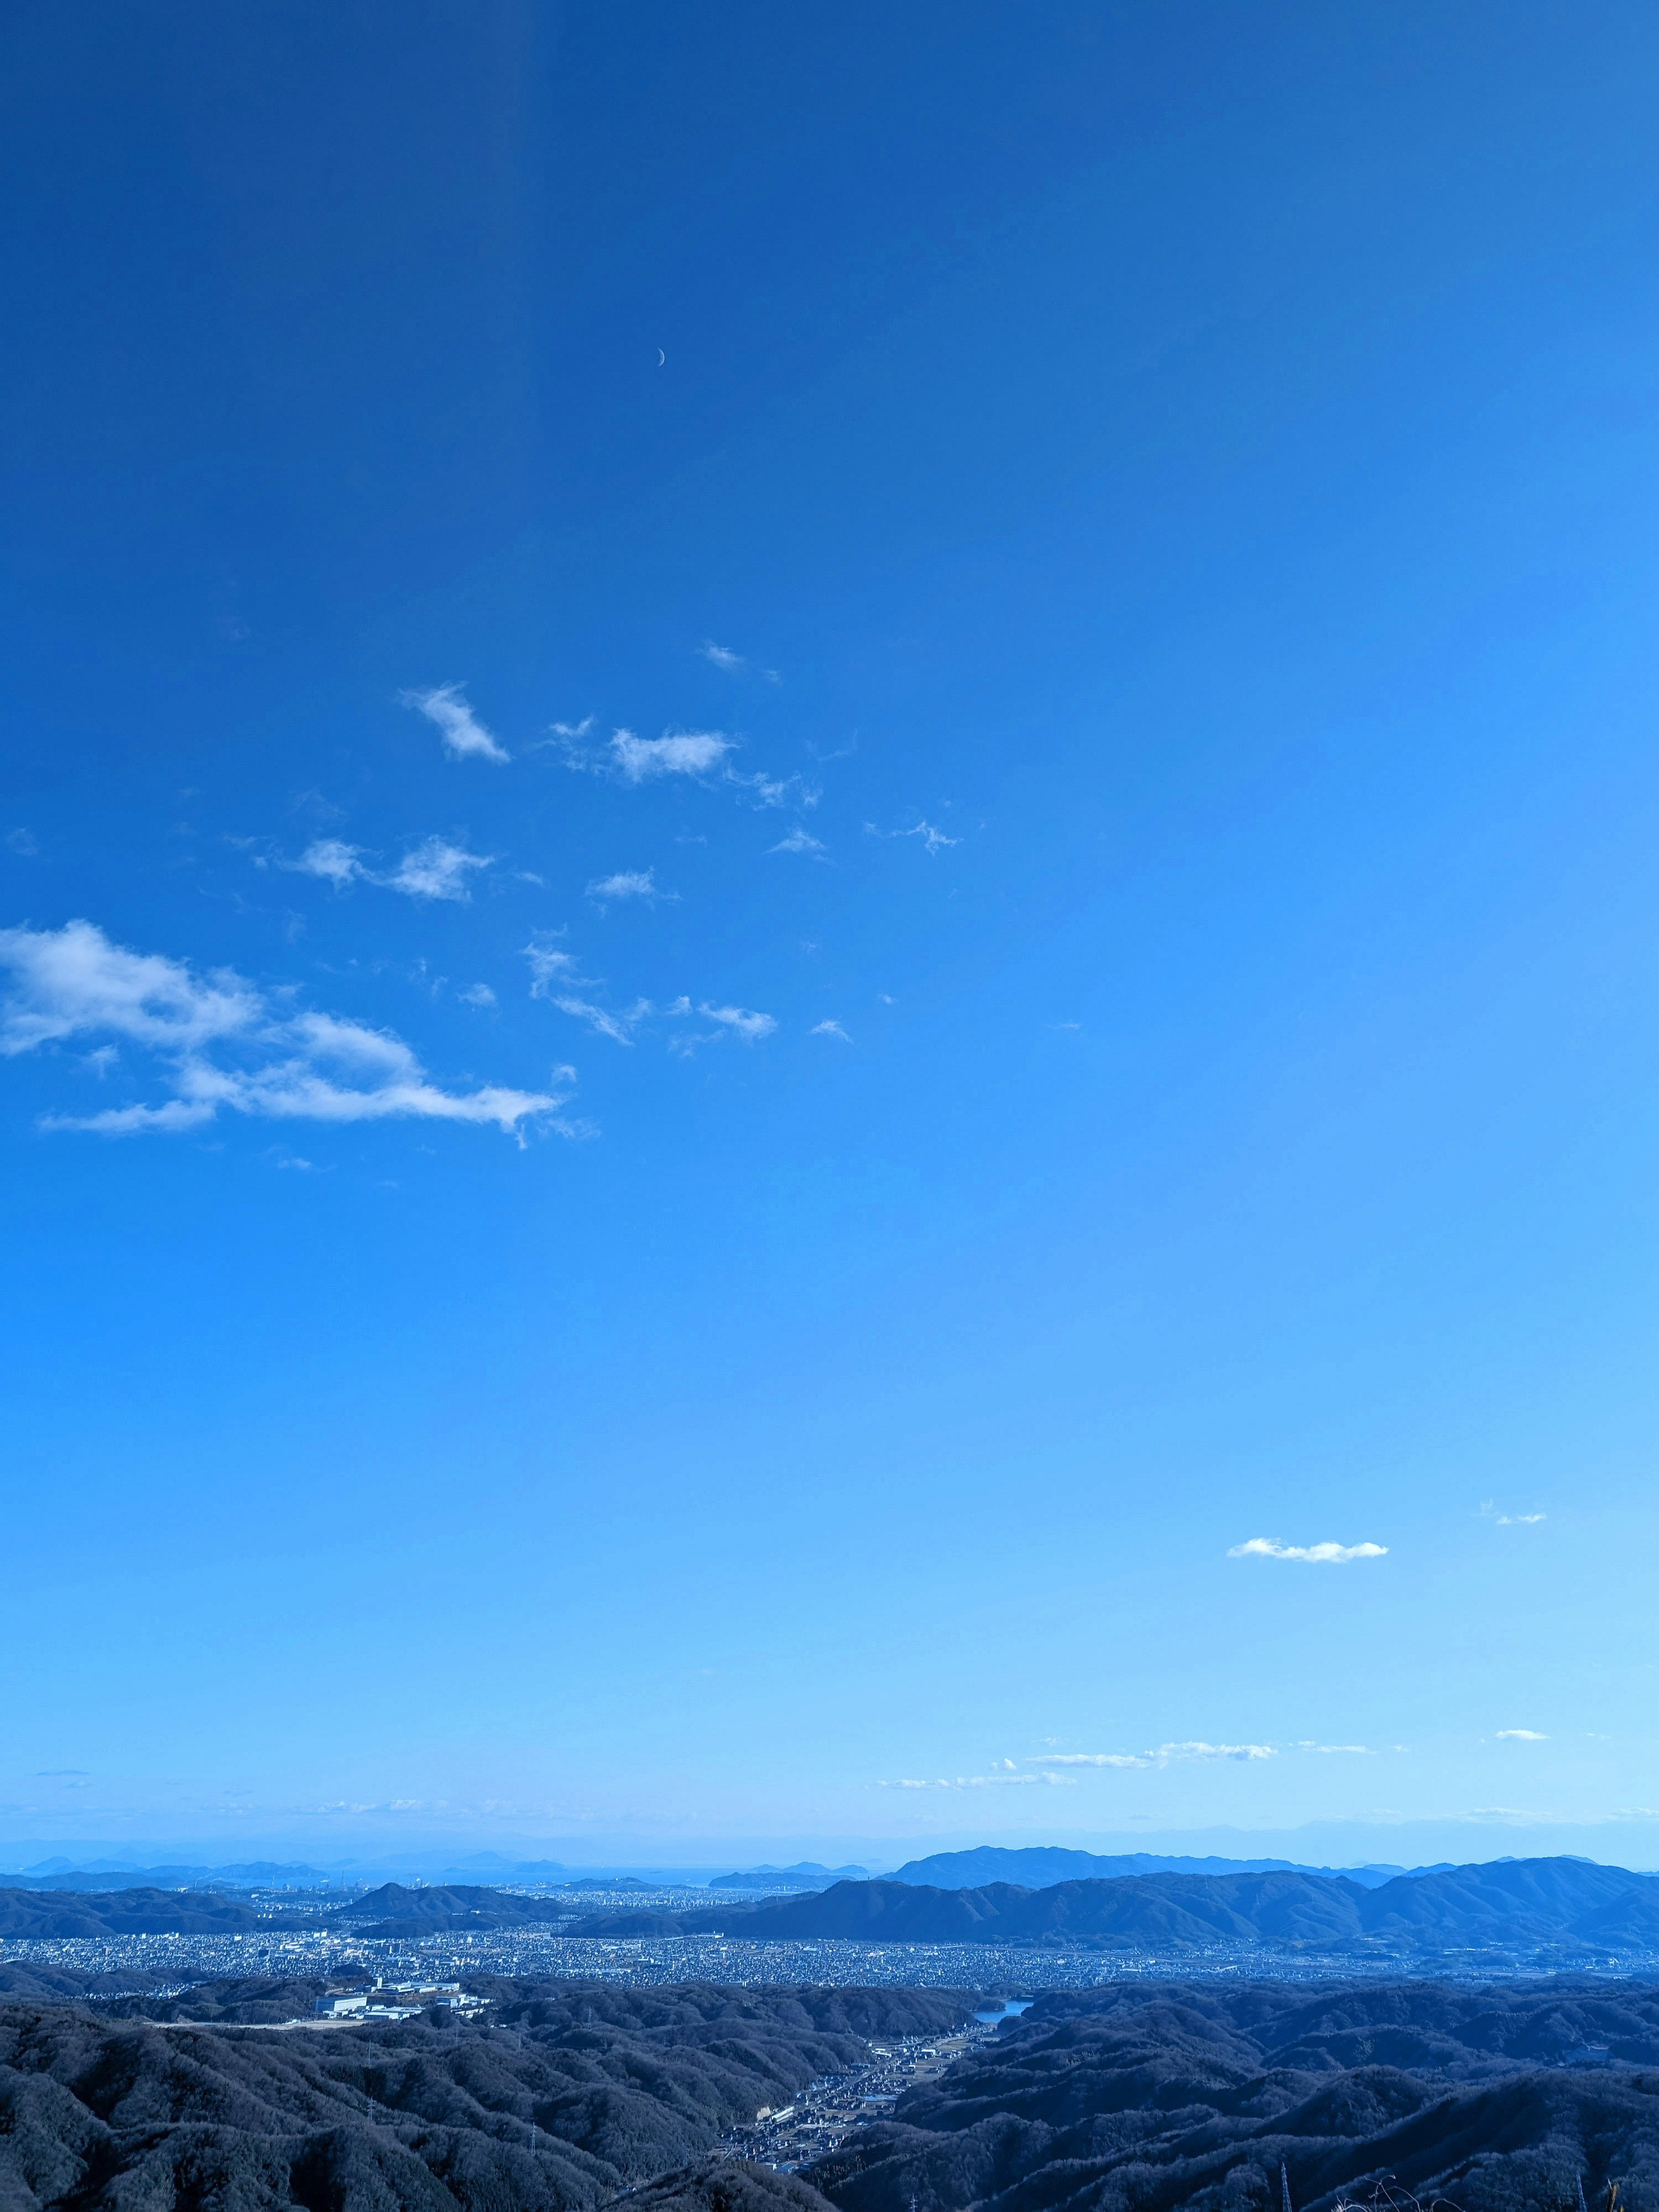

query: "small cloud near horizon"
(1495, 1729), (1548, 1741)
(1032, 1742), (1276, 1770)
(1229, 1538), (1387, 1564)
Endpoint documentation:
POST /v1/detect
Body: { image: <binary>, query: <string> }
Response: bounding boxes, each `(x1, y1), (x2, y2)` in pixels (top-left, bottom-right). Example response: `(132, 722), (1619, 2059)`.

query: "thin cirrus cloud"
(1496, 1729), (1548, 1741)
(0, 920), (573, 1140)
(292, 836), (492, 903)
(865, 818), (960, 853)
(770, 828), (826, 855)
(587, 868), (674, 904)
(1031, 1742), (1278, 1770)
(521, 938), (774, 1049)
(877, 1773), (1074, 1791)
(1228, 1538), (1388, 1564)
(697, 640), (778, 680)
(556, 725), (733, 782)
(553, 722), (814, 810)
(810, 1020), (850, 1041)
(400, 683), (510, 763)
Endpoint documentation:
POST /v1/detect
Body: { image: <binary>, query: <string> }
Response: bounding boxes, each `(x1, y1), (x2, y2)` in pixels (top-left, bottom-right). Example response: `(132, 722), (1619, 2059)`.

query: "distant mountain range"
(3, 1861), (336, 1892)
(887, 1846), (1449, 1890)
(570, 1857), (1659, 1954)
(711, 1864), (871, 1890)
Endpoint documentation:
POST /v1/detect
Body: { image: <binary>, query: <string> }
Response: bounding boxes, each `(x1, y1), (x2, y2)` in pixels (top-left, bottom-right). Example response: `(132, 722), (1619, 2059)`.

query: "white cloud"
(1496, 1729), (1548, 1741)
(458, 983), (496, 1008)
(1228, 1538), (1387, 1564)
(866, 818), (960, 853)
(523, 937), (582, 998)
(293, 839), (363, 887)
(400, 683), (510, 763)
(0, 920), (570, 1141)
(1498, 1513), (1546, 1526)
(1031, 1742), (1277, 1770)
(553, 721), (811, 805)
(770, 828), (825, 855)
(611, 728), (732, 782)
(699, 640), (780, 682)
(588, 868), (673, 903)
(877, 1774), (1075, 1790)
(386, 838), (492, 902)
(810, 1020), (850, 1041)
(552, 995), (651, 1046)
(698, 1003), (776, 1041)
(5, 829), (38, 857)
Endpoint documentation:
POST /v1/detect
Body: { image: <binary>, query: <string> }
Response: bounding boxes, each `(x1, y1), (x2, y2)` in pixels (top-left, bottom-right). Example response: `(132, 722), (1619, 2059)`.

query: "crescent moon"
(657, 349), (666, 367)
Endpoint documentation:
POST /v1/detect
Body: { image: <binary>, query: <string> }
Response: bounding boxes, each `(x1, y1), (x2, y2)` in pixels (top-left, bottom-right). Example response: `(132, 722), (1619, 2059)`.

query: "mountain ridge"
(570, 1856), (1659, 1953)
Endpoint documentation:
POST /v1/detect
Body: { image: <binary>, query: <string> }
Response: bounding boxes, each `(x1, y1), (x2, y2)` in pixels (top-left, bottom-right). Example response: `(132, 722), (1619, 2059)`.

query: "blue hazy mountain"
(573, 1857), (1659, 1952)
(888, 1847), (1440, 1889)
(8, 1861), (334, 1891)
(711, 1863), (871, 1890)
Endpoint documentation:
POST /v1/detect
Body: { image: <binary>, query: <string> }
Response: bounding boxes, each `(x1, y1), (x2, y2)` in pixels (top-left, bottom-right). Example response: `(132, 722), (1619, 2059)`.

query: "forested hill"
(572, 1857), (1659, 1952)
(336, 1884), (572, 1936)
(809, 1978), (1659, 2212)
(0, 1887), (265, 1938)
(0, 1982), (968, 2212)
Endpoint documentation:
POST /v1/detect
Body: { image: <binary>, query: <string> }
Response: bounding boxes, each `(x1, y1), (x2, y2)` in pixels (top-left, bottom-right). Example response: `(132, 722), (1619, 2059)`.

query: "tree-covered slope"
(0, 1982), (971, 2212)
(807, 1980), (1659, 2212)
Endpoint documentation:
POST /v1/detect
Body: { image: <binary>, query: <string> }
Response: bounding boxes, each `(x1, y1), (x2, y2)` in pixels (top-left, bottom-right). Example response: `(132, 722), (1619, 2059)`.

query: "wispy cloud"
(1228, 1538), (1387, 1564)
(1496, 1729), (1548, 1741)
(552, 995), (653, 1046)
(1031, 1742), (1277, 1770)
(400, 683), (510, 764)
(457, 984), (496, 1009)
(588, 868), (674, 904)
(553, 722), (814, 807)
(810, 1019), (850, 1041)
(697, 1003), (776, 1042)
(866, 818), (960, 853)
(387, 837), (493, 902)
(611, 729), (733, 781)
(521, 941), (775, 1051)
(288, 835), (491, 901)
(523, 937), (582, 998)
(5, 829), (38, 857)
(770, 828), (826, 855)
(699, 640), (780, 682)
(293, 838), (363, 887)
(0, 920), (572, 1141)
(1482, 1500), (1548, 1526)
(877, 1773), (1077, 1790)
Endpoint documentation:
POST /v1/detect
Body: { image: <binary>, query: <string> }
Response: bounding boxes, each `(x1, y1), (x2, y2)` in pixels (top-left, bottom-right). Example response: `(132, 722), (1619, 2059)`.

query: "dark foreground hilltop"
(3, 1976), (1659, 2212)
(817, 1979), (1659, 2212)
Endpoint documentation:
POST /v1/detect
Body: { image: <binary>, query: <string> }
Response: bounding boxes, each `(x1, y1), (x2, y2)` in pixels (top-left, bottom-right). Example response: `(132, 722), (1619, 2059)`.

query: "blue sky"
(4, 0), (1659, 1869)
